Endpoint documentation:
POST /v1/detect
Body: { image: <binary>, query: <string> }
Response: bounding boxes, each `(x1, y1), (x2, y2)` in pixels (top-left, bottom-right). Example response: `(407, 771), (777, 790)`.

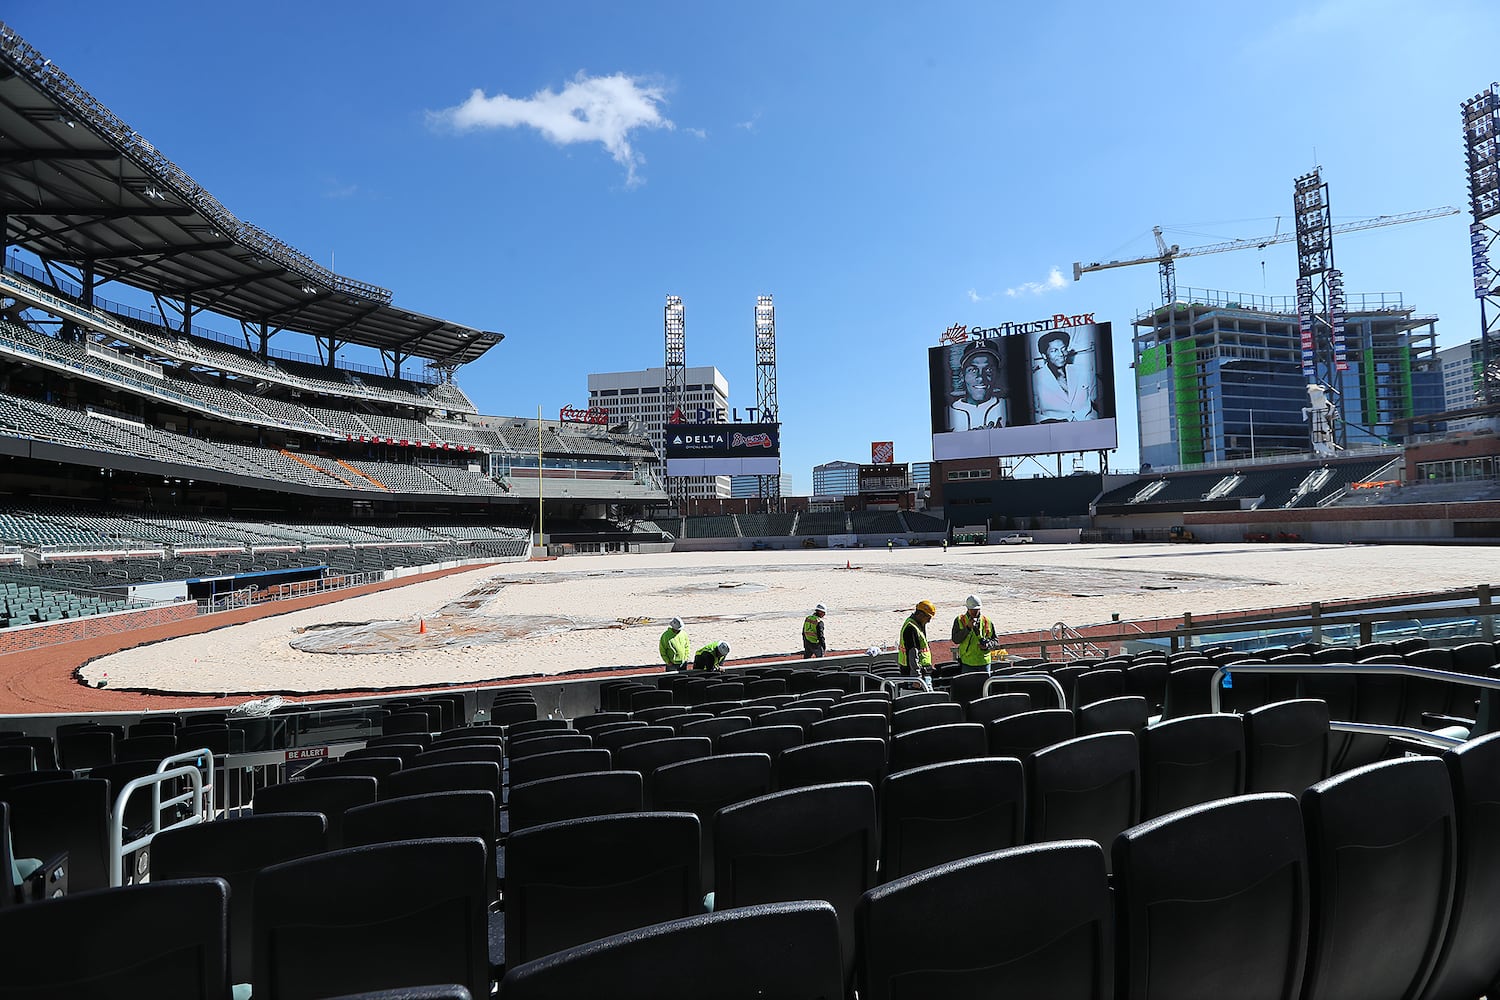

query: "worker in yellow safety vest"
(951, 594), (999, 672)
(659, 616), (690, 672)
(897, 600), (936, 677)
(802, 604), (827, 659)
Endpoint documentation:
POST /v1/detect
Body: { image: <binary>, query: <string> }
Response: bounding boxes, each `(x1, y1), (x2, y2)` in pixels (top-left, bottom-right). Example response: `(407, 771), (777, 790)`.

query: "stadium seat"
(892, 702), (965, 734)
(0, 744), (34, 776)
(1160, 665), (1220, 720)
(253, 775), (378, 849)
(1124, 661), (1170, 714)
(2, 776), (111, 892)
(806, 713), (889, 743)
(1139, 713), (1245, 820)
(1243, 699), (1330, 795)
(383, 761), (503, 803)
(413, 744), (507, 770)
(255, 838), (491, 1000)
(1414, 731), (1500, 1000)
(490, 702), (539, 727)
(1300, 757), (1456, 1000)
(1114, 792), (1308, 999)
(985, 708), (1074, 760)
(504, 813), (701, 971)
(344, 791), (499, 897)
(758, 707), (823, 729)
(889, 690), (952, 710)
(776, 737), (887, 793)
(1072, 668), (1125, 708)
(346, 742), (424, 765)
(321, 986), (473, 1000)
(613, 736), (711, 779)
(889, 723), (986, 772)
(714, 781), (877, 985)
(303, 755), (404, 782)
(1026, 732), (1140, 873)
(571, 712), (630, 733)
(0, 877), (231, 998)
(678, 715), (752, 747)
(57, 727), (116, 770)
(878, 757), (1025, 881)
(648, 753), (772, 892)
(1298, 670), (1359, 771)
(151, 812), (328, 985)
(633, 705), (690, 725)
(500, 900), (843, 1000)
(856, 841), (1112, 1000)
(1076, 694), (1151, 737)
(593, 726), (674, 754)
(717, 725), (805, 759)
(507, 749), (611, 789)
(964, 691), (1031, 725)
(507, 772), (642, 833)
(504, 719), (569, 740)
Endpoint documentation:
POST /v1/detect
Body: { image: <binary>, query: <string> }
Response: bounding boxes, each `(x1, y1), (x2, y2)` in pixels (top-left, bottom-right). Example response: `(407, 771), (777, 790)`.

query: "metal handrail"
(108, 759), (207, 886)
(1206, 662), (1499, 750)
(983, 671), (1069, 709)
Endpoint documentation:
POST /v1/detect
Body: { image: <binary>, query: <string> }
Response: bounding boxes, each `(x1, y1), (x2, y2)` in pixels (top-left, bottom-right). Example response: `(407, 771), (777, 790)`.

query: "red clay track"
(0, 565), (531, 715)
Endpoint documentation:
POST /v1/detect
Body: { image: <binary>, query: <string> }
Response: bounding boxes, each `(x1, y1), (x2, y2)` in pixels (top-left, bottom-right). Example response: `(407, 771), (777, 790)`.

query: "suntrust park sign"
(939, 312), (1096, 345)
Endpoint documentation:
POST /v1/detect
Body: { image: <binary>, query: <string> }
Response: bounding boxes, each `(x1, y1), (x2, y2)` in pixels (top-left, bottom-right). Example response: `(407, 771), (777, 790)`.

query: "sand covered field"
(76, 543), (1499, 696)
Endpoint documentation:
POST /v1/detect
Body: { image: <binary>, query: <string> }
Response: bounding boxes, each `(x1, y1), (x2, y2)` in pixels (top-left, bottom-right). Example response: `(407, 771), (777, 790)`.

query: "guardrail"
(109, 748), (213, 886)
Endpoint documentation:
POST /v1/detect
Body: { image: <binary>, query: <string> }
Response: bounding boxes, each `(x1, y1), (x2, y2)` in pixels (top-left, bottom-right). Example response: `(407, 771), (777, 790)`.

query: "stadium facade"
(1133, 288), (1443, 469)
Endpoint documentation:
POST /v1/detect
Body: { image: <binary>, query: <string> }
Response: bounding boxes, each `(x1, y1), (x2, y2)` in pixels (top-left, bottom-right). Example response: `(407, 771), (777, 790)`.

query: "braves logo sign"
(732, 432), (774, 449)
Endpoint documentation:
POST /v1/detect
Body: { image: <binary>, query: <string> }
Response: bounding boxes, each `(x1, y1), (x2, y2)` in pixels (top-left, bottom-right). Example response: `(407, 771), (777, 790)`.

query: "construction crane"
(1073, 206), (1460, 305)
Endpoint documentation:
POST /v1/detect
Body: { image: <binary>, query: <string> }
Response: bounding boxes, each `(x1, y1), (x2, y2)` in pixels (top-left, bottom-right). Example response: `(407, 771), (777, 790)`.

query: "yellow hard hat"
(915, 600), (937, 616)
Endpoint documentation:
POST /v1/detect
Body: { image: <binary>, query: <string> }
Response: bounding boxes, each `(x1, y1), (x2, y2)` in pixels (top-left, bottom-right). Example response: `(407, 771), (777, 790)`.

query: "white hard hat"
(965, 595), (982, 611)
(669, 617), (684, 631)
(815, 603), (827, 614)
(717, 641), (731, 656)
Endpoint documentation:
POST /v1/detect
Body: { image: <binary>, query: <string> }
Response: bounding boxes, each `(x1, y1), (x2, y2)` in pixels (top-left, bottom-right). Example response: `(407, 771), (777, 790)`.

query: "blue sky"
(5, 1), (1492, 491)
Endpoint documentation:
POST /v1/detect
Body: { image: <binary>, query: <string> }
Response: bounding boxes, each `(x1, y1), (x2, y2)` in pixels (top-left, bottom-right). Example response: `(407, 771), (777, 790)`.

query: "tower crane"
(1072, 206), (1459, 305)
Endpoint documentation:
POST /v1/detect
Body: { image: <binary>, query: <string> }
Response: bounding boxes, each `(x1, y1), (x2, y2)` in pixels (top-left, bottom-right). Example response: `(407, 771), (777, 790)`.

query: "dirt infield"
(5, 543), (1498, 717)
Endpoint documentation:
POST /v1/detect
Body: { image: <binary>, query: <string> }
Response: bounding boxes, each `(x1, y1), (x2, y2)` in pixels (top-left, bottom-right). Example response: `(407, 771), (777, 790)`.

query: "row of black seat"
(4, 733), (1496, 999)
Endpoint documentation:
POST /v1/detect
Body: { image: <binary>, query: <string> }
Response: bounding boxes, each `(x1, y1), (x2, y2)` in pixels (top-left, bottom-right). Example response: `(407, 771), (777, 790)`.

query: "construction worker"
(659, 616), (690, 672)
(898, 600), (936, 678)
(951, 594), (999, 673)
(693, 640), (731, 672)
(802, 604), (828, 659)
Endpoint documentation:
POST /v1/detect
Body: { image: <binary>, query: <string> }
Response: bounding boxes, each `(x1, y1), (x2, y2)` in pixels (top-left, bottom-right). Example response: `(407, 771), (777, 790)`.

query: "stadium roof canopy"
(0, 22), (502, 366)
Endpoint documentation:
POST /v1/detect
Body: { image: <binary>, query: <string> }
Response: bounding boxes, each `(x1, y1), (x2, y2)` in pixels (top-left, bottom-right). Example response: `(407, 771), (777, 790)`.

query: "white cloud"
(684, 126), (707, 140)
(736, 112), (761, 132)
(428, 72), (674, 186)
(966, 288), (987, 303)
(1004, 267), (1067, 298)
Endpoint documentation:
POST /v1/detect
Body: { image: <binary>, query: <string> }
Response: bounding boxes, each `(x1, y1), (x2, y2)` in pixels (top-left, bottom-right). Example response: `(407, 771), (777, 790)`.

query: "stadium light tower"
(754, 295), (780, 507)
(1463, 83), (1500, 406)
(1294, 167), (1348, 449)
(663, 295), (688, 512)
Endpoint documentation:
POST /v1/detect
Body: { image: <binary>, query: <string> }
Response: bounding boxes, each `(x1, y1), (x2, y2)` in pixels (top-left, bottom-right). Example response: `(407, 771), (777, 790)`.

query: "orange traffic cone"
(418, 618), (426, 634)
(845, 559), (851, 570)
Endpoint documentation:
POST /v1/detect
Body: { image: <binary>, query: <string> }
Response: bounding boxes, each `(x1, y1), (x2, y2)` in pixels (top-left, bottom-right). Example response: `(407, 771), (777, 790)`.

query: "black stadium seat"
(856, 841), (1112, 1000)
(649, 753), (772, 893)
(879, 757), (1025, 881)
(1027, 732), (1139, 873)
(1300, 757), (1456, 1000)
(256, 838), (491, 1000)
(1139, 713), (1245, 820)
(500, 901), (844, 999)
(503, 813), (701, 972)
(507, 771), (642, 833)
(0, 878), (231, 998)
(1113, 793), (1308, 1000)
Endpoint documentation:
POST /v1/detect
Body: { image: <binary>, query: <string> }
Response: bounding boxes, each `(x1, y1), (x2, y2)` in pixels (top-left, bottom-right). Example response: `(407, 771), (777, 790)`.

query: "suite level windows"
(946, 469), (994, 481)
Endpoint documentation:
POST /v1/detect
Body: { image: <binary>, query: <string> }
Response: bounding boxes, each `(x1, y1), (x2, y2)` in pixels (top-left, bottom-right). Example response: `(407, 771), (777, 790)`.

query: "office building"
(812, 460), (860, 498)
(1133, 288), (1443, 469)
(588, 366), (730, 498)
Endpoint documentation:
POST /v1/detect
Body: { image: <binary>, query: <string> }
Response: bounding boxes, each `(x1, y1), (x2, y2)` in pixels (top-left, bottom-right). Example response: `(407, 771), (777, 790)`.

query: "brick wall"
(0, 603), (198, 655)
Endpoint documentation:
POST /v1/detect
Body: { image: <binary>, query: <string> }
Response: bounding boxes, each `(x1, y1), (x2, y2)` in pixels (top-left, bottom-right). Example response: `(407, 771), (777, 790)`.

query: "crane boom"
(1072, 206), (1459, 283)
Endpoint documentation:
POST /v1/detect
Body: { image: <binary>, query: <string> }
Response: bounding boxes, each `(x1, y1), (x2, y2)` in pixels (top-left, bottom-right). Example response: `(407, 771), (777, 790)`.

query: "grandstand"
(0, 21), (670, 622)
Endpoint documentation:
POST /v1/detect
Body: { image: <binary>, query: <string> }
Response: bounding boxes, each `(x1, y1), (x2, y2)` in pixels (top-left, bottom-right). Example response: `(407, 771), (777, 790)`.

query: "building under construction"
(1133, 287), (1443, 469)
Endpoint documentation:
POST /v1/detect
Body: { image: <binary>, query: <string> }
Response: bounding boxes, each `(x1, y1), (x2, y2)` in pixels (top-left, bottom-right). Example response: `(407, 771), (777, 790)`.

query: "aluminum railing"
(108, 747), (213, 886)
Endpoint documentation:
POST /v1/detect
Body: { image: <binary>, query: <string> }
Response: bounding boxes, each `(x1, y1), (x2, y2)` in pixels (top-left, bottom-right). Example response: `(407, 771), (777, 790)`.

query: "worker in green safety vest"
(951, 594), (999, 672)
(659, 616), (690, 672)
(693, 640), (730, 671)
(802, 604), (827, 659)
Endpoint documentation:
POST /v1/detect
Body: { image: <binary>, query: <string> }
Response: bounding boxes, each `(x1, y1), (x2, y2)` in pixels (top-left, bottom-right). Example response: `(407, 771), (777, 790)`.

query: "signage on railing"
(285, 746), (328, 763)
